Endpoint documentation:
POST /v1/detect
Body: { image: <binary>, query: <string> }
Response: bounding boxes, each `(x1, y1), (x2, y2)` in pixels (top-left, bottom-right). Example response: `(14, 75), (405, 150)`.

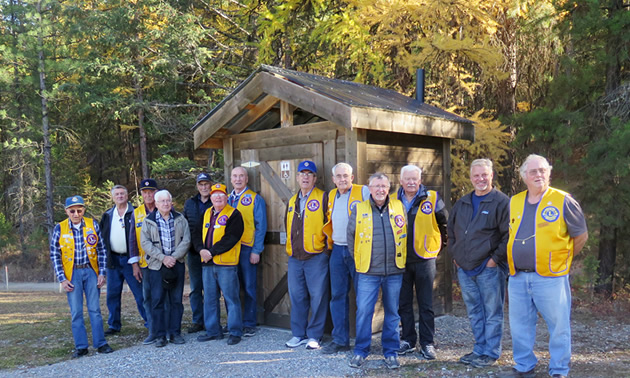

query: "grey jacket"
(348, 196), (405, 276)
(447, 188), (509, 270)
(140, 210), (191, 271)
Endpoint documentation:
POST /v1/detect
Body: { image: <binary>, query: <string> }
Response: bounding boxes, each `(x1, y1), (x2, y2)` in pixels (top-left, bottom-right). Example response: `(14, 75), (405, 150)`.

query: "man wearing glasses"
(49, 195), (114, 358)
(284, 160), (330, 350)
(100, 185), (146, 335)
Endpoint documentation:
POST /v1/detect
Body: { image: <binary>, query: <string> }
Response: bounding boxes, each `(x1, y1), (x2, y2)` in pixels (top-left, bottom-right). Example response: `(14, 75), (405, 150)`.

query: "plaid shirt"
(49, 219), (107, 282)
(156, 211), (175, 256)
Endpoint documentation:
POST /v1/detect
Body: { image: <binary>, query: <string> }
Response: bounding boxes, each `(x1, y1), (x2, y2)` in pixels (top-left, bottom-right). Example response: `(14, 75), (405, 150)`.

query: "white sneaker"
(305, 338), (320, 350)
(285, 336), (308, 348)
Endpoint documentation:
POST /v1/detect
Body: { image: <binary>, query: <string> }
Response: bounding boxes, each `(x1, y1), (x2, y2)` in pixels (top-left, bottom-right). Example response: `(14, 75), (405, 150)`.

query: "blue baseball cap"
(297, 160), (317, 174)
(196, 172), (211, 183)
(65, 195), (85, 209)
(140, 178), (158, 190)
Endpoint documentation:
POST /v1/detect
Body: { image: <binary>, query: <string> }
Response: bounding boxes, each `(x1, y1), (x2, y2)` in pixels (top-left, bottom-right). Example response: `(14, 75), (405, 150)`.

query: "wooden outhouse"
(192, 65), (474, 330)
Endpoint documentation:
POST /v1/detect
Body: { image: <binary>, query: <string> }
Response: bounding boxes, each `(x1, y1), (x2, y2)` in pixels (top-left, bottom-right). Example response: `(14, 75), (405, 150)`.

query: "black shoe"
(187, 323), (204, 333)
(227, 335), (241, 345)
(143, 334), (158, 345)
(243, 327), (257, 337)
(197, 333), (224, 342)
(71, 348), (88, 358)
(104, 328), (120, 336)
(97, 344), (114, 354)
(321, 342), (350, 355)
(551, 375), (567, 378)
(498, 367), (536, 378)
(221, 325), (229, 335)
(459, 352), (480, 365)
(155, 337), (168, 348)
(471, 355), (497, 368)
(420, 344), (437, 360)
(397, 340), (415, 355)
(169, 334), (185, 344)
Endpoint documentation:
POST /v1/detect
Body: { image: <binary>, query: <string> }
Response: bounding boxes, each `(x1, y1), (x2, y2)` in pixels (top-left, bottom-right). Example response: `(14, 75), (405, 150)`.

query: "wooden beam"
(198, 138), (223, 149)
(228, 95), (280, 135)
(223, 138), (233, 187)
(259, 72), (353, 130)
(351, 107), (475, 141)
(280, 101), (293, 128)
(194, 73), (264, 149)
(240, 149), (261, 193)
(263, 272), (288, 313)
(259, 161), (293, 205)
(235, 122), (339, 151)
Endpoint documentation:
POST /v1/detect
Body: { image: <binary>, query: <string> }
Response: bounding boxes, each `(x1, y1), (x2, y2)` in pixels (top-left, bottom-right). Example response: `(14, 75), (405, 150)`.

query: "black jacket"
(183, 193), (212, 255)
(447, 188), (510, 270)
(100, 203), (135, 269)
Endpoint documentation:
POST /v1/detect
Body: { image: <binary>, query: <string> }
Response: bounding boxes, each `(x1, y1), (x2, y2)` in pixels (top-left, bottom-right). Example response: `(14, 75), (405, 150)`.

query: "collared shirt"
(156, 211), (175, 256)
(298, 187), (315, 215)
(228, 186), (268, 254)
(49, 219), (107, 282)
(400, 188), (423, 212)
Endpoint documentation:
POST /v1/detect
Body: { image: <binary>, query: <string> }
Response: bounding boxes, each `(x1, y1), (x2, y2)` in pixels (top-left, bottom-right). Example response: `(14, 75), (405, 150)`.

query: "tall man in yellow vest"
(395, 164), (448, 360)
(228, 167), (267, 337)
(284, 160), (330, 350)
(506, 155), (588, 378)
(195, 183), (245, 345)
(321, 162), (369, 354)
(128, 178), (160, 344)
(49, 195), (114, 358)
(347, 173), (407, 370)
(100, 185), (146, 336)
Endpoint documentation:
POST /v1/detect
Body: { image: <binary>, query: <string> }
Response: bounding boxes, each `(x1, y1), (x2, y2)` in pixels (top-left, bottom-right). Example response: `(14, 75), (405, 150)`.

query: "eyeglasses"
(369, 185), (390, 190)
(298, 172), (315, 177)
(334, 174), (351, 180)
(118, 218), (125, 228)
(527, 168), (548, 176)
(69, 209), (84, 214)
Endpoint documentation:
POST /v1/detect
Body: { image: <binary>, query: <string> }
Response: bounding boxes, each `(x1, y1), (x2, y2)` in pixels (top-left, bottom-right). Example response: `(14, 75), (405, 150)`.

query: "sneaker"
(243, 327), (257, 337)
(285, 336), (308, 348)
(71, 348), (88, 358)
(498, 367), (536, 378)
(221, 325), (229, 335)
(471, 355), (497, 368)
(227, 335), (242, 345)
(306, 338), (320, 350)
(397, 340), (415, 355)
(104, 328), (120, 336)
(169, 334), (185, 345)
(143, 334), (158, 345)
(97, 344), (114, 354)
(384, 355), (400, 369)
(197, 333), (224, 342)
(349, 354), (365, 368)
(459, 352), (480, 365)
(321, 342), (350, 354)
(187, 323), (204, 334)
(420, 344), (437, 360)
(155, 337), (167, 348)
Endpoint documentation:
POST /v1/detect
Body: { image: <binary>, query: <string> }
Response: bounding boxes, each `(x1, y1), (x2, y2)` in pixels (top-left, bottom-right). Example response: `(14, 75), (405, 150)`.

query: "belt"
(113, 251), (129, 256)
(516, 268), (535, 273)
(74, 263), (90, 269)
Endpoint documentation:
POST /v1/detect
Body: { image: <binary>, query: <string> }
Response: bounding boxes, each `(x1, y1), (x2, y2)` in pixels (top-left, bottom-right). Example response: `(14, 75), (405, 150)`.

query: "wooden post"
(280, 101), (293, 128)
(4, 266), (7, 291)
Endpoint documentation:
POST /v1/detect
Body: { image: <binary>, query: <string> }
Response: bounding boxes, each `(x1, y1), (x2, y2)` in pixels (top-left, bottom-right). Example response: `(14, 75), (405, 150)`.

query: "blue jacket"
(183, 193), (212, 255)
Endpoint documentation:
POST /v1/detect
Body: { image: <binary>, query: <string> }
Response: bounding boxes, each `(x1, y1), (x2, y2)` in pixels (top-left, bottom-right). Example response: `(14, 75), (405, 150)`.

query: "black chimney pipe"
(416, 68), (425, 104)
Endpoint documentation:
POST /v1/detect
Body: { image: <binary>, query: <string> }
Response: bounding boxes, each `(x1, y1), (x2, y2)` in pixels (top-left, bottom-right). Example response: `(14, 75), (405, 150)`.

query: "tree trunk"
(37, 0), (54, 236)
(134, 76), (149, 179)
(596, 226), (616, 295)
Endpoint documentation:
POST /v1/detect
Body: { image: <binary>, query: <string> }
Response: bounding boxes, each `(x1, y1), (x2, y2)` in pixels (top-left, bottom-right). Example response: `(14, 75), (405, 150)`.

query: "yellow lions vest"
(133, 206), (149, 268)
(202, 205), (241, 265)
(233, 189), (258, 247)
(507, 187), (574, 277)
(353, 199), (407, 273)
(59, 218), (100, 281)
(323, 184), (365, 249)
(285, 188), (326, 256)
(394, 190), (442, 259)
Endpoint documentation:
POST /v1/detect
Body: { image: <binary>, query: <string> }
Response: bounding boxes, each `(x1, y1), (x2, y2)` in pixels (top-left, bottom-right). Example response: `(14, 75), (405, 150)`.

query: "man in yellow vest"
(284, 160), (329, 350)
(506, 155), (588, 378)
(347, 173), (406, 370)
(49, 195), (114, 358)
(395, 164), (448, 360)
(128, 178), (160, 344)
(228, 167), (267, 337)
(195, 183), (245, 345)
(321, 162), (369, 354)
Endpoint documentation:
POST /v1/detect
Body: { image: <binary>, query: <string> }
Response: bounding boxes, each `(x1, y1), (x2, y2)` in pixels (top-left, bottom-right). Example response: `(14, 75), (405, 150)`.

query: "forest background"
(0, 0), (628, 298)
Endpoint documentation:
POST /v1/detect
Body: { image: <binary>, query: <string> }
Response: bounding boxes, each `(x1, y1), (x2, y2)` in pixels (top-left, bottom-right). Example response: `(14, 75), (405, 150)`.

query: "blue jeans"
(67, 267), (107, 349)
(329, 244), (357, 346)
(354, 273), (402, 358)
(457, 265), (507, 359)
(141, 267), (152, 330)
(508, 272), (572, 376)
(287, 253), (330, 340)
(106, 253), (147, 330)
(238, 246), (258, 328)
(187, 252), (204, 325)
(202, 264), (243, 337)
(399, 258), (436, 347)
(147, 262), (185, 338)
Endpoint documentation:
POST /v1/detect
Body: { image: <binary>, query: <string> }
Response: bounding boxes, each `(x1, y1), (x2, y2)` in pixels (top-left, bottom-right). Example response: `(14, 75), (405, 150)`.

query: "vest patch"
(217, 215), (229, 226)
(86, 234), (98, 246)
(136, 221), (143, 227)
(541, 206), (560, 222)
(394, 215), (405, 228)
(307, 199), (320, 211)
(240, 196), (252, 206)
(421, 201), (433, 214)
(350, 200), (361, 210)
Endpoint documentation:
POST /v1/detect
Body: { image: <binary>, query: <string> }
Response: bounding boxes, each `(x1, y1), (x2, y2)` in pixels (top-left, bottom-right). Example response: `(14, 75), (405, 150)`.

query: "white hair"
(470, 158), (493, 173)
(332, 162), (353, 176)
(400, 164), (422, 179)
(519, 154), (552, 180)
(154, 190), (172, 202)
